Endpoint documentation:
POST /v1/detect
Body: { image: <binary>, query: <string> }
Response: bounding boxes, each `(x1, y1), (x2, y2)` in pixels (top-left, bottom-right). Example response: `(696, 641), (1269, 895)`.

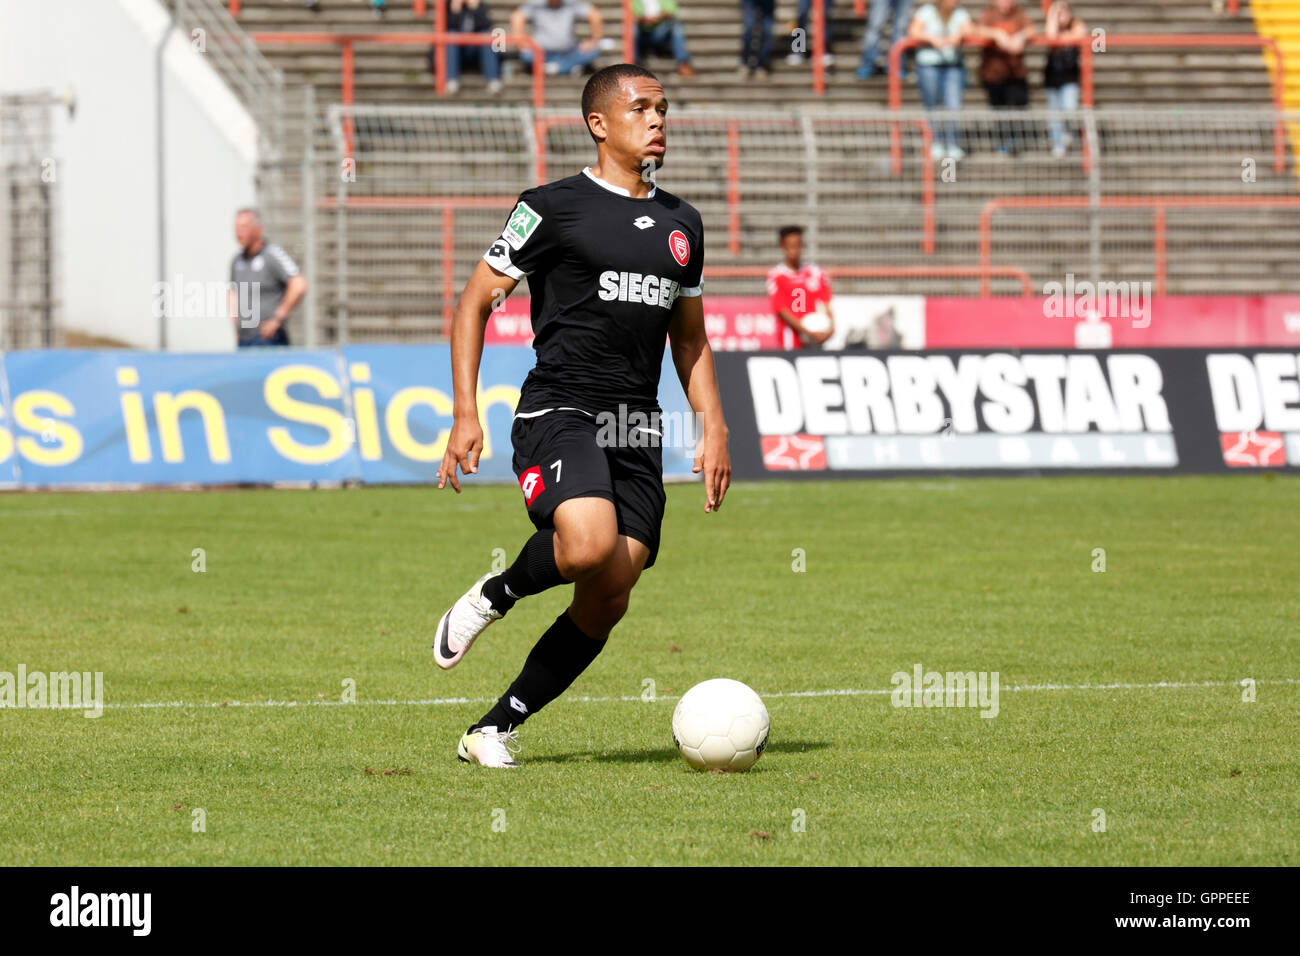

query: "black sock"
(470, 611), (605, 733)
(480, 530), (567, 614)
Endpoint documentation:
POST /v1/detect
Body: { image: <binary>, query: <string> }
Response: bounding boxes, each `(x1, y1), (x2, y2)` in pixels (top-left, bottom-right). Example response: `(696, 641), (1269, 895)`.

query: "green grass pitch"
(1, 475), (1296, 865)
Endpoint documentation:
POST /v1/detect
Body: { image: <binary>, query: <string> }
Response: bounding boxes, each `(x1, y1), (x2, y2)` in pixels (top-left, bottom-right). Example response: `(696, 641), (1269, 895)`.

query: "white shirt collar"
(583, 166), (657, 199)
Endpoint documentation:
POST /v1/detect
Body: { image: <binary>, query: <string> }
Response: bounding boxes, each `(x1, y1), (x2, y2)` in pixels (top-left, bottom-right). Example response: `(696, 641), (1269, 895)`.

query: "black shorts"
(510, 410), (667, 569)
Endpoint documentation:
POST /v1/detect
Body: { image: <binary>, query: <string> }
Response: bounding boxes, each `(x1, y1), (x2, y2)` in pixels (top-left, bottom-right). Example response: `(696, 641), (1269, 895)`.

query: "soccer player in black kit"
(433, 63), (731, 767)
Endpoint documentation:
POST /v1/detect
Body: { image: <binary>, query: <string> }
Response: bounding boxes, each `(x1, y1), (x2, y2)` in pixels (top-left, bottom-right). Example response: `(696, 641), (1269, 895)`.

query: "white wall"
(0, 0), (260, 350)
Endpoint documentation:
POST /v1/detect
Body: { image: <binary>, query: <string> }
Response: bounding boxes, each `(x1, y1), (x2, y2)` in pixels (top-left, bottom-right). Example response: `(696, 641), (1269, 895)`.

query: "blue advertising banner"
(0, 347), (699, 488)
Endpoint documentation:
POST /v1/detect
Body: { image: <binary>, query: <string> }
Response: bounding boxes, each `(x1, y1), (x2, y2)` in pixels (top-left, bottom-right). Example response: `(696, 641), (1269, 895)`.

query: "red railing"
(889, 33), (1287, 175)
(318, 194), (515, 326)
(622, 0), (635, 63)
(891, 33), (1286, 116)
(316, 188), (1019, 329)
(228, 1), (429, 15)
(1040, 1), (1242, 18)
(888, 36), (1089, 174)
(705, 264), (1034, 295)
(532, 115), (937, 256)
(978, 195), (1300, 296)
(813, 0), (827, 95)
(251, 31), (546, 156)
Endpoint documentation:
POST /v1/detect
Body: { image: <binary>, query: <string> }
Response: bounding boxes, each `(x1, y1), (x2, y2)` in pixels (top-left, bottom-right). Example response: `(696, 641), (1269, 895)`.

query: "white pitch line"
(18, 677), (1297, 713)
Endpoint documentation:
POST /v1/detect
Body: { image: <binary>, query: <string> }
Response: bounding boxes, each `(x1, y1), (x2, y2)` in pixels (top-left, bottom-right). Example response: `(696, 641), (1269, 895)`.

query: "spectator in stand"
(511, 0), (603, 76)
(909, 0), (971, 159)
(768, 226), (834, 349)
(434, 0), (504, 94)
(633, 0), (695, 77)
(739, 0), (777, 78)
(786, 0), (834, 67)
(856, 0), (915, 80)
(1043, 0), (1085, 157)
(974, 0), (1034, 155)
(228, 209), (307, 348)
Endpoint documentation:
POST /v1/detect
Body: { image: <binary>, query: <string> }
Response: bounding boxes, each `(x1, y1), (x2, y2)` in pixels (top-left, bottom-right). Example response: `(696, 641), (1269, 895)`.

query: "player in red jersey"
(766, 225), (834, 349)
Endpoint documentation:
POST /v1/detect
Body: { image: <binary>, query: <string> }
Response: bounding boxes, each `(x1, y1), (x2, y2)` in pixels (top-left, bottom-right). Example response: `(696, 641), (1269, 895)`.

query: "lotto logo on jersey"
(669, 230), (690, 266)
(519, 466), (546, 505)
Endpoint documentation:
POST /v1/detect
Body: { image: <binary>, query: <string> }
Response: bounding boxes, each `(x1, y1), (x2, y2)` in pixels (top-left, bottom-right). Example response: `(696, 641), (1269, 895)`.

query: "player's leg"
(463, 442), (663, 728)
(459, 534), (645, 766)
(459, 436), (665, 767)
(457, 507), (635, 768)
(478, 495), (618, 616)
(434, 412), (612, 670)
(567, 533), (649, 639)
(470, 498), (624, 735)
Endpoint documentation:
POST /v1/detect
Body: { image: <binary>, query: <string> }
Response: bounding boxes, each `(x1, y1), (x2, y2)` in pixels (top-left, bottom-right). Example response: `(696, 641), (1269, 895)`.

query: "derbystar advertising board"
(0, 346), (698, 488)
(717, 349), (1300, 478)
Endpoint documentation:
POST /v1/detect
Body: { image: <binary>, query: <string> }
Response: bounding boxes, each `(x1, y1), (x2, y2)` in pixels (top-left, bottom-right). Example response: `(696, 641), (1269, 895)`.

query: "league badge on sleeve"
(504, 201), (542, 250)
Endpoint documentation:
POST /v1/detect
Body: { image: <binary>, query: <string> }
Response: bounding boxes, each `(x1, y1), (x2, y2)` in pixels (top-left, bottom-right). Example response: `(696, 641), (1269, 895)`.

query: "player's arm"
(509, 5), (528, 37)
(1009, 11), (1036, 47)
(668, 292), (731, 514)
(227, 286), (240, 335)
(776, 307), (814, 343)
(583, 4), (603, 49)
(228, 262), (241, 337)
(907, 10), (932, 45)
(437, 260), (520, 492)
(819, 277), (836, 343)
(265, 275), (307, 338)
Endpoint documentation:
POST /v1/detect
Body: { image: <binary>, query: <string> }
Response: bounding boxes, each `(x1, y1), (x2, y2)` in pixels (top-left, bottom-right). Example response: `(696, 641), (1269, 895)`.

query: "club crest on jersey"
(669, 230), (690, 267)
(519, 466), (545, 506)
(503, 201), (542, 250)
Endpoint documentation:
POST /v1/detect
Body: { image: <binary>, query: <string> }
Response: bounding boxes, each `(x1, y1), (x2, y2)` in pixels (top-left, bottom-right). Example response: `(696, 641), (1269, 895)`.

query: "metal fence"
(0, 91), (64, 349)
(174, 0), (284, 164)
(309, 104), (1300, 343)
(173, 0), (298, 265)
(6, 76), (1298, 347)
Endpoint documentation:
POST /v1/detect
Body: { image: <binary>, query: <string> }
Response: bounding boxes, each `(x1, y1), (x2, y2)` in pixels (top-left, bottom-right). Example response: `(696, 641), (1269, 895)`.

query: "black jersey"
(483, 168), (704, 417)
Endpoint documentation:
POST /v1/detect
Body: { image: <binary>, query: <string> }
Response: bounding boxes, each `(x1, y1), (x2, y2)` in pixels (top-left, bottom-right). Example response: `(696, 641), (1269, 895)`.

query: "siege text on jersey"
(483, 169), (704, 418)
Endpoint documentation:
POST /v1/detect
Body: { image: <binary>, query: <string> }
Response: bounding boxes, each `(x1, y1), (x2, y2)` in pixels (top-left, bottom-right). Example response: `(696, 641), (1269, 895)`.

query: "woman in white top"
(908, 0), (971, 159)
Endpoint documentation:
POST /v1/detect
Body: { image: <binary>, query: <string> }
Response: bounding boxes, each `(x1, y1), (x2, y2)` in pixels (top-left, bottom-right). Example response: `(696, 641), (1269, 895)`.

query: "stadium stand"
(218, 0), (1276, 108)
(167, 0), (1298, 343)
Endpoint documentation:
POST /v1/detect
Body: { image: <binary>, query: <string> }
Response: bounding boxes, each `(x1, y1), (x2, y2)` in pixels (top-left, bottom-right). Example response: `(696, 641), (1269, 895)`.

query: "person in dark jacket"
(1043, 0), (1085, 156)
(974, 0), (1034, 155)
(432, 0), (503, 94)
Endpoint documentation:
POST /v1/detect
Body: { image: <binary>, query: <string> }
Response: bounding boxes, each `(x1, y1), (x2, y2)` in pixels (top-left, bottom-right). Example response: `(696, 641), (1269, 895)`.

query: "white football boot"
(433, 571), (503, 670)
(457, 725), (522, 768)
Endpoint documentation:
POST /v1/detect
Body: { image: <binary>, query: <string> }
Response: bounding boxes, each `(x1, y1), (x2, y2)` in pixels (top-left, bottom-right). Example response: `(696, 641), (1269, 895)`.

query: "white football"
(801, 302), (831, 335)
(671, 678), (770, 772)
